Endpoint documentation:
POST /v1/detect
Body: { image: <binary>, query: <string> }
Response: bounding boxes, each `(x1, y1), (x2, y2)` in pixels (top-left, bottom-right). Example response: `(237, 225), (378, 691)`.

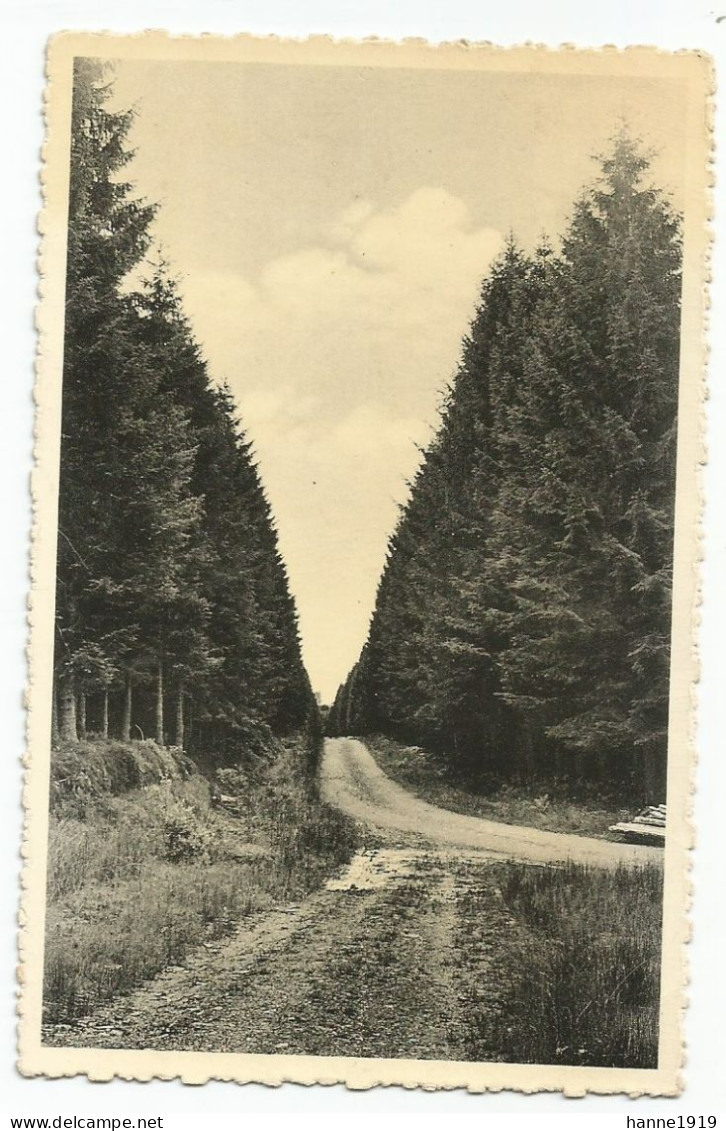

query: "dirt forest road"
(50, 738), (661, 1059)
(321, 738), (663, 868)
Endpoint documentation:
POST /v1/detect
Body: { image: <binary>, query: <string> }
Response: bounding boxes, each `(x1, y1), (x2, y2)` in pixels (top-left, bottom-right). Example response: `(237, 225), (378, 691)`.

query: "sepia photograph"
(19, 33), (710, 1094)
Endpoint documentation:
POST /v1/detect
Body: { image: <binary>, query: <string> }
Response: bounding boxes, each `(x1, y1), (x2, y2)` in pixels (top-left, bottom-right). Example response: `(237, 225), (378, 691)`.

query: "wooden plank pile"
(609, 804), (666, 844)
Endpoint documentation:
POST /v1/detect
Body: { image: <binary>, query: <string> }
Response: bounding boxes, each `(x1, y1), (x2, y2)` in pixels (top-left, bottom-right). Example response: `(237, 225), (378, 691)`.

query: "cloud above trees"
(177, 188), (503, 698)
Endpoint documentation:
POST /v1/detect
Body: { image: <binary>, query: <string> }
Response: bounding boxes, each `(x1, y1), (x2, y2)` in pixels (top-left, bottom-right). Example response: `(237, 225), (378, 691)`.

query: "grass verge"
(453, 860), (662, 1067)
(43, 737), (356, 1029)
(365, 734), (633, 838)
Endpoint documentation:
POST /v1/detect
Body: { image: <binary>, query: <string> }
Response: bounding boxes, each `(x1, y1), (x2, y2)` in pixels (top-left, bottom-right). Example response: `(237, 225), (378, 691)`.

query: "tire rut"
(46, 854), (469, 1060)
(44, 737), (657, 1057)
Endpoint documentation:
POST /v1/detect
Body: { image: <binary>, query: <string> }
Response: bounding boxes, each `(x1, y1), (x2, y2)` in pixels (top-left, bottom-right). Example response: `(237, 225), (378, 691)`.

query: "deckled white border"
(19, 30), (712, 1096)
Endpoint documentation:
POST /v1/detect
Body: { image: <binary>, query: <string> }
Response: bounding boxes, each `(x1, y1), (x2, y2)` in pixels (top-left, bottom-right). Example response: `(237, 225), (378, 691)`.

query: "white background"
(1, 0), (724, 1119)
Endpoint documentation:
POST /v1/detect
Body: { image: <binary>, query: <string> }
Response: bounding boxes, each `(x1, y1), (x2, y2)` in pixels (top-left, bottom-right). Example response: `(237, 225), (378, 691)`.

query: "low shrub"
(43, 736), (356, 1027)
(49, 739), (193, 818)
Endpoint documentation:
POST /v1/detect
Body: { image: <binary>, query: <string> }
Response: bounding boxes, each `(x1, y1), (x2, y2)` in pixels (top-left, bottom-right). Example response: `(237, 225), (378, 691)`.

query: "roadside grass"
(366, 734), (632, 839)
(49, 738), (193, 818)
(43, 739), (357, 1028)
(454, 861), (662, 1068)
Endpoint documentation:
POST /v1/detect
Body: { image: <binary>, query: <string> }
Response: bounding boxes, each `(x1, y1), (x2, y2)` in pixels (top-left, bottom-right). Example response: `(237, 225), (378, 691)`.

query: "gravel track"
(321, 738), (663, 867)
(44, 737), (659, 1055)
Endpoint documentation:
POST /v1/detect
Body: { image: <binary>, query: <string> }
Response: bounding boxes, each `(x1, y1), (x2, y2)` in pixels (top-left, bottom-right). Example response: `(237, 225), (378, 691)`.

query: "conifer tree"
(494, 135), (681, 796)
(54, 62), (317, 760)
(55, 59), (155, 740)
(349, 135), (681, 803)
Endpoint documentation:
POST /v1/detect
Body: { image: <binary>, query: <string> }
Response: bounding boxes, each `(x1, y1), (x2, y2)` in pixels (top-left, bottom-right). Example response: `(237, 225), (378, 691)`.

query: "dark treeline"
(329, 137), (681, 804)
(53, 60), (314, 760)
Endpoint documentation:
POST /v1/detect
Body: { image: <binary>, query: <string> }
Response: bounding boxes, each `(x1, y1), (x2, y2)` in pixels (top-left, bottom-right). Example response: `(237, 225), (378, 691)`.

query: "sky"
(110, 57), (689, 702)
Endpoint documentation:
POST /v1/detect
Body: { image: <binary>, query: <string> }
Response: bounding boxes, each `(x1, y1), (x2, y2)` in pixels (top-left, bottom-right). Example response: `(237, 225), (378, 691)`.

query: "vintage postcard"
(20, 33), (710, 1094)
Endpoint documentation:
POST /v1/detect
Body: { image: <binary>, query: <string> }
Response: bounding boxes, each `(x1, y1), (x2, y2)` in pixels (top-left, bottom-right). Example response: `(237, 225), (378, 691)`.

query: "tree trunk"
(155, 660), (164, 745)
(187, 699), (194, 754)
(519, 721), (535, 782)
(59, 673), (77, 743)
(77, 691), (87, 740)
(121, 672), (133, 742)
(101, 687), (109, 739)
(51, 686), (60, 748)
(596, 747), (608, 789)
(175, 684), (184, 749)
(642, 747), (663, 805)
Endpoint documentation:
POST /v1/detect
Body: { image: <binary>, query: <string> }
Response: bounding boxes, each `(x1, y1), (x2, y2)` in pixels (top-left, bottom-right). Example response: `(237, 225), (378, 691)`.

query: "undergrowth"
(455, 861), (663, 1068)
(49, 739), (194, 818)
(366, 735), (633, 839)
(43, 738), (356, 1028)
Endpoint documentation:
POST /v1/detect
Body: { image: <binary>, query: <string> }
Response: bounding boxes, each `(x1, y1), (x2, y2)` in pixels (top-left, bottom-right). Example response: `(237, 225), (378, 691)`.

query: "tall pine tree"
(54, 61), (315, 760)
(340, 135), (681, 803)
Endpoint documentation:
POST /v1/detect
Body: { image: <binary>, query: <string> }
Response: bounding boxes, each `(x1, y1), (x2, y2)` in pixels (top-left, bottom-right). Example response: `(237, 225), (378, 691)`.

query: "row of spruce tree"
(328, 137), (681, 803)
(53, 60), (314, 759)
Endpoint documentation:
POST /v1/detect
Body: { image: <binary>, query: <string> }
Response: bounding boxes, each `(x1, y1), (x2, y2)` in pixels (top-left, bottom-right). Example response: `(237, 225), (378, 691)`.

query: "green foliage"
(49, 739), (192, 818)
(162, 803), (215, 864)
(43, 741), (356, 1026)
(334, 134), (680, 802)
(365, 734), (633, 838)
(455, 861), (662, 1067)
(53, 62), (316, 758)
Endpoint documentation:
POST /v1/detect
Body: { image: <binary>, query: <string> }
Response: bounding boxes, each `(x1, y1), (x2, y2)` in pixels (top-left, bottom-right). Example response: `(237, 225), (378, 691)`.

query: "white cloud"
(329, 198), (376, 243)
(330, 403), (430, 462)
(176, 189), (503, 699)
(343, 187), (499, 291)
